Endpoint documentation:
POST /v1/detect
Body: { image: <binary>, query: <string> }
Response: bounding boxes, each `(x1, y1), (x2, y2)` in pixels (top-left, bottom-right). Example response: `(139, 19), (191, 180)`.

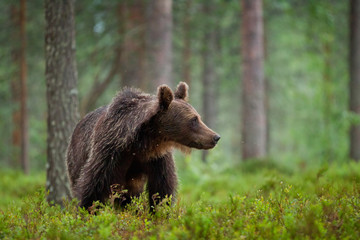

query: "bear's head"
(156, 82), (220, 150)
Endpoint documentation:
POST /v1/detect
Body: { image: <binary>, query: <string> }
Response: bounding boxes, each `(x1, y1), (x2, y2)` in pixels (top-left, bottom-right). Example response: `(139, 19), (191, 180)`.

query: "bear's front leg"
(75, 156), (113, 210)
(75, 149), (132, 210)
(147, 153), (178, 212)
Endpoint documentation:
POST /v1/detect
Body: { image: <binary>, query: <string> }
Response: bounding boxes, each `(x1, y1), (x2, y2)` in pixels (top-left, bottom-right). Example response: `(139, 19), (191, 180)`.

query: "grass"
(1, 160), (360, 239)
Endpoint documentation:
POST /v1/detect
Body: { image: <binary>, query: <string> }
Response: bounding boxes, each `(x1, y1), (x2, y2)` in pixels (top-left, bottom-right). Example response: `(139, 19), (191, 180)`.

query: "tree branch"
(80, 49), (121, 116)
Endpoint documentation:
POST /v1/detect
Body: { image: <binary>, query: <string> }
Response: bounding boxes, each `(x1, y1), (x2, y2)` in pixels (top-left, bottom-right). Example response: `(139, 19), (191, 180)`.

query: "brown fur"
(66, 82), (220, 210)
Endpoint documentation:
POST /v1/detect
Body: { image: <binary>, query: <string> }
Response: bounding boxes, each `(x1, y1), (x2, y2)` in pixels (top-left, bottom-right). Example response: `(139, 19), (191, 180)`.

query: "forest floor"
(1, 159), (360, 239)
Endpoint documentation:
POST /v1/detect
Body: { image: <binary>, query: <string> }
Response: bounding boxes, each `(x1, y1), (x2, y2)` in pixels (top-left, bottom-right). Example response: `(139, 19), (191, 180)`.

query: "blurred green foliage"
(0, 169), (44, 208)
(1, 161), (360, 239)
(0, 1), (352, 170)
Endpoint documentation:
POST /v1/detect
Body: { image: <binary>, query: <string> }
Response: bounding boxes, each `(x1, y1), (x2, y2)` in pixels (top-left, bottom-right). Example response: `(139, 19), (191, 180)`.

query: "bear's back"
(66, 106), (107, 189)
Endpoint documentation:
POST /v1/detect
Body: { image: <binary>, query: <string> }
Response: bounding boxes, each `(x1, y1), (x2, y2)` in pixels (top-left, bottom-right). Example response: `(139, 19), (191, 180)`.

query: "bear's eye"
(191, 117), (199, 127)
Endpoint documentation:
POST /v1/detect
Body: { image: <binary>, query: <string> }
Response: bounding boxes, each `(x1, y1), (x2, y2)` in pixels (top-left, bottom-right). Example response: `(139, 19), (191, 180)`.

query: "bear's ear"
(174, 82), (189, 101)
(157, 84), (174, 110)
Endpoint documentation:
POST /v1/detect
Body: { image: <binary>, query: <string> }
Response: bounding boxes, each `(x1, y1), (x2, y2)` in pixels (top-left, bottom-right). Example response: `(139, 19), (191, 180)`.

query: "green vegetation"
(0, 0), (352, 169)
(1, 1), (359, 239)
(1, 160), (360, 239)
(0, 170), (44, 208)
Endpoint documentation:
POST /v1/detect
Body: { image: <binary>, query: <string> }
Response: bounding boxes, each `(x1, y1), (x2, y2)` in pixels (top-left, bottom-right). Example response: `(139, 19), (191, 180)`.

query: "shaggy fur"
(66, 82), (220, 210)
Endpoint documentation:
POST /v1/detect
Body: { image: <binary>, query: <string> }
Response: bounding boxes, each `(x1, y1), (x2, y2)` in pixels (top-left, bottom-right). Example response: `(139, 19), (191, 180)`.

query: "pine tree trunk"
(146, 0), (172, 90)
(45, 0), (79, 205)
(182, 0), (192, 87)
(11, 1), (29, 174)
(10, 4), (21, 169)
(241, 0), (267, 160)
(349, 0), (360, 161)
(323, 41), (333, 160)
(19, 0), (29, 174)
(201, 2), (217, 162)
(264, 16), (270, 154)
(119, 0), (146, 90)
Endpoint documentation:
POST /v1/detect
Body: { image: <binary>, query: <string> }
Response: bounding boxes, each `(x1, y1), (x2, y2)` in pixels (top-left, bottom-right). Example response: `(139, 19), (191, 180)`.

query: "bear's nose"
(213, 135), (221, 143)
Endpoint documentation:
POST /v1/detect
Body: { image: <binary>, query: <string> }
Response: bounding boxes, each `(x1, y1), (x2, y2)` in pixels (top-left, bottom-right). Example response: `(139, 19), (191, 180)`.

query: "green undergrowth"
(1, 161), (360, 239)
(0, 170), (45, 209)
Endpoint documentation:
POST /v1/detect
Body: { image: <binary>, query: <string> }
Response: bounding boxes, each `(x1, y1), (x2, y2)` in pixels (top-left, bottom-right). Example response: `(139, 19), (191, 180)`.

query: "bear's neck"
(131, 118), (191, 160)
(132, 122), (173, 159)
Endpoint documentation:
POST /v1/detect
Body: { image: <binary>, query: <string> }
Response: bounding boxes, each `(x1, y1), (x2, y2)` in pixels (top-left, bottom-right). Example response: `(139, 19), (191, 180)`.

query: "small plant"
(1, 162), (360, 239)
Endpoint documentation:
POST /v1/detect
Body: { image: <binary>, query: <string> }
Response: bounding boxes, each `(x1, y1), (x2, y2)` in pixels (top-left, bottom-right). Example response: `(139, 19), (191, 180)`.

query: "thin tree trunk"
(182, 0), (192, 87)
(19, 0), (29, 174)
(263, 12), (270, 155)
(241, 0), (267, 160)
(11, 4), (21, 169)
(349, 0), (360, 161)
(201, 2), (217, 162)
(11, 1), (29, 174)
(323, 41), (333, 160)
(146, 0), (172, 90)
(119, 0), (146, 90)
(45, 0), (79, 206)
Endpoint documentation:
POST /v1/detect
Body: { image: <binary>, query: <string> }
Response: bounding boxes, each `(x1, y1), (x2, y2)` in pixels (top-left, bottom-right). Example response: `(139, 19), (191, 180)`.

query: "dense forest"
(1, 0), (360, 239)
(1, 0), (357, 170)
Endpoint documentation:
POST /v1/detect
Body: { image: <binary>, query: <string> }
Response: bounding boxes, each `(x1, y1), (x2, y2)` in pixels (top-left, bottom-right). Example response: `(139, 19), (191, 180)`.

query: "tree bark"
(146, 0), (173, 90)
(349, 0), (360, 161)
(263, 13), (270, 155)
(119, 0), (146, 90)
(323, 41), (333, 160)
(19, 0), (29, 174)
(241, 0), (267, 160)
(182, 0), (192, 87)
(11, 0), (29, 174)
(201, 2), (217, 163)
(45, 0), (79, 205)
(10, 4), (21, 169)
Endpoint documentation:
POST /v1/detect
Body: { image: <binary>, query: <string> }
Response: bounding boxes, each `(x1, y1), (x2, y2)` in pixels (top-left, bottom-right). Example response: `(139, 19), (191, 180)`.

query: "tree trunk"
(45, 0), (79, 205)
(263, 13), (270, 155)
(119, 0), (146, 90)
(349, 0), (360, 161)
(10, 4), (21, 169)
(146, 0), (172, 90)
(11, 0), (29, 174)
(323, 41), (333, 160)
(201, 2), (217, 163)
(182, 0), (192, 87)
(19, 0), (29, 174)
(241, 0), (267, 160)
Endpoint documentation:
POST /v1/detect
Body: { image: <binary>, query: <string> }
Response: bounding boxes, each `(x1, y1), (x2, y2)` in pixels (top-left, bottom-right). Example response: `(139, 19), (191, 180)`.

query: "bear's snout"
(193, 132), (221, 150)
(213, 135), (221, 144)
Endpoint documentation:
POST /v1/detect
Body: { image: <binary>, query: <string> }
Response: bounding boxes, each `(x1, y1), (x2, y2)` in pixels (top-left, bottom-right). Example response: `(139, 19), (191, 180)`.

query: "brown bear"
(66, 82), (220, 210)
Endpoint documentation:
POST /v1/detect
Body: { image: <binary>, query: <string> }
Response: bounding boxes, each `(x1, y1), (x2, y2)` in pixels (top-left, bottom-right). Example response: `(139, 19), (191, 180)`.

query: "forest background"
(1, 0), (360, 239)
(2, 0), (356, 170)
